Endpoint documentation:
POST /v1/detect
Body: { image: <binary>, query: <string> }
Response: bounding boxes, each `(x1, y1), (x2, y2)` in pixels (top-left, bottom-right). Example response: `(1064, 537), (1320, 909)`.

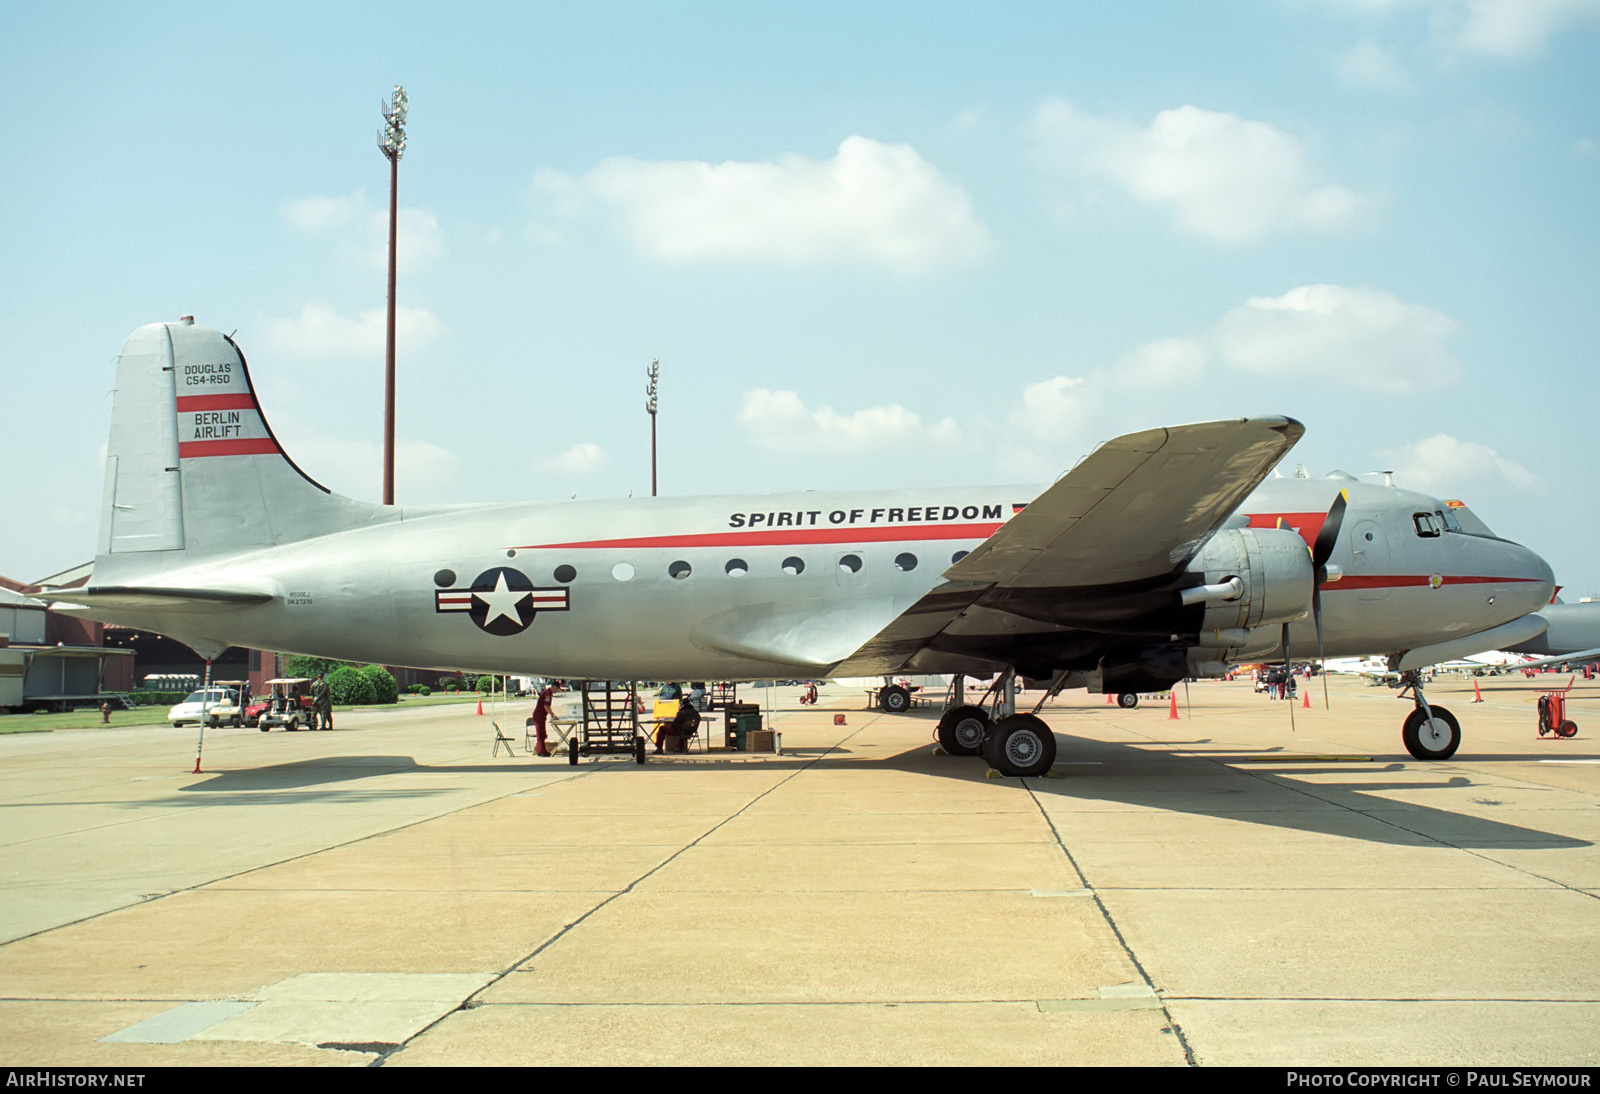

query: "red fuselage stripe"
(1329, 575), (1543, 590)
(178, 438), (281, 458)
(518, 521), (1005, 551)
(176, 394), (258, 412)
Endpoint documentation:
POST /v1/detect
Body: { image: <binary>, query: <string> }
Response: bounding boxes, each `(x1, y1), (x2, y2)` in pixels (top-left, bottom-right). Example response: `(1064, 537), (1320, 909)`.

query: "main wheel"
(1557, 720), (1578, 739)
(937, 705), (990, 756)
(879, 685), (911, 714)
(981, 713), (1057, 778)
(1117, 692), (1139, 709)
(1402, 705), (1461, 761)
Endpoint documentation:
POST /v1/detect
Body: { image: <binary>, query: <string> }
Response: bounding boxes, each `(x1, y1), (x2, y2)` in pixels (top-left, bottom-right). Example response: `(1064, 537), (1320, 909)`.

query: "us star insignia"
(435, 567), (570, 636)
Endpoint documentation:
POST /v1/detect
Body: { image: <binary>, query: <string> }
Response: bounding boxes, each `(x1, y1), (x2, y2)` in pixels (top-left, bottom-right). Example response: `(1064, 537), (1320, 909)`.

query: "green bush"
(285, 655), (356, 679)
(435, 675), (461, 691)
(359, 665), (398, 704)
(416, 685), (431, 696)
(127, 691), (189, 706)
(326, 666), (375, 705)
(475, 674), (498, 693)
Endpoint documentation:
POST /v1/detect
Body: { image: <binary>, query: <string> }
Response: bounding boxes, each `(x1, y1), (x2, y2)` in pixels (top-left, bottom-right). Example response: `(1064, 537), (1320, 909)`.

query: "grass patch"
(0, 694), (484, 732)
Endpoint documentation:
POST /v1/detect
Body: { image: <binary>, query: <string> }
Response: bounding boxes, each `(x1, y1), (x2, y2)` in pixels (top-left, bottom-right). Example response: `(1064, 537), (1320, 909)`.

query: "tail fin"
(95, 318), (392, 580)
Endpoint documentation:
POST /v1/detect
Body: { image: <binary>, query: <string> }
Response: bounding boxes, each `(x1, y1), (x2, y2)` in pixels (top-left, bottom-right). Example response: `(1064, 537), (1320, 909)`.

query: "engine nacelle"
(1182, 527), (1314, 635)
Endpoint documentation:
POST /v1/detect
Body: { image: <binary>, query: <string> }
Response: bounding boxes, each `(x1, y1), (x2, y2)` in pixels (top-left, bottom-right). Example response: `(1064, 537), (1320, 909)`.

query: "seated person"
(653, 698), (701, 753)
(658, 682), (683, 701)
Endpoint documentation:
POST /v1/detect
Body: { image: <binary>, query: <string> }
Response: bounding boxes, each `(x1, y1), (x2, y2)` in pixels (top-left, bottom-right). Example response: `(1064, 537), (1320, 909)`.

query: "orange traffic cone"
(1302, 687), (1311, 709)
(1473, 679), (1484, 703)
(476, 698), (484, 715)
(1167, 693), (1179, 720)
(1106, 692), (1115, 704)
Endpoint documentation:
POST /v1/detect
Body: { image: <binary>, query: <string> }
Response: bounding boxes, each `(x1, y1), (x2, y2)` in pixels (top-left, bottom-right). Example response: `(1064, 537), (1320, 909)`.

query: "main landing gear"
(1396, 670), (1461, 761)
(935, 670), (1059, 779)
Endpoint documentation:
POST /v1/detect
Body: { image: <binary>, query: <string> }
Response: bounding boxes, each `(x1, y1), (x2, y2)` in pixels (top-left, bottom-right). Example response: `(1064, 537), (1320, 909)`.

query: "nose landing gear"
(1396, 670), (1461, 761)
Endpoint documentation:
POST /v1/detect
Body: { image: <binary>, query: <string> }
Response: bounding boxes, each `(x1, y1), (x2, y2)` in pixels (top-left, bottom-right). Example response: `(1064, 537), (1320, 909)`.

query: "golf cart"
(201, 681), (248, 728)
(253, 677), (320, 732)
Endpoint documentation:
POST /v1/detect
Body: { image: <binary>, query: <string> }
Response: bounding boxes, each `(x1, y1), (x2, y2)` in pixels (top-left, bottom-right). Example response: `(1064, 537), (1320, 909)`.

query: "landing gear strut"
(1397, 670), (1461, 761)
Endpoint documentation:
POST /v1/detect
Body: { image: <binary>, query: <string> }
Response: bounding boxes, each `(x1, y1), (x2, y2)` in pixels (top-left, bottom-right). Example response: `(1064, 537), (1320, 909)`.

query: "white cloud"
(538, 442), (608, 474)
(282, 191), (443, 270)
(263, 303), (444, 360)
(1031, 100), (1367, 244)
(738, 389), (963, 453)
(1435, 0), (1600, 59)
(1379, 433), (1541, 493)
(1011, 375), (1097, 442)
(534, 137), (992, 272)
(1320, 0), (1600, 61)
(1109, 338), (1209, 390)
(1209, 284), (1458, 392)
(1335, 41), (1417, 90)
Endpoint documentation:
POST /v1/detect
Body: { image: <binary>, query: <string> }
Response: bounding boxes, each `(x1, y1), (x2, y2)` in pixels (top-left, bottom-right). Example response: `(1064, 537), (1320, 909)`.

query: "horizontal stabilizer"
(34, 584), (274, 613)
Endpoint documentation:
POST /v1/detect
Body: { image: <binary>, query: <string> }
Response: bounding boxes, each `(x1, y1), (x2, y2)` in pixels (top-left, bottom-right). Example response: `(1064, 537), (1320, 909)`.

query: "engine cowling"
(1181, 527), (1314, 638)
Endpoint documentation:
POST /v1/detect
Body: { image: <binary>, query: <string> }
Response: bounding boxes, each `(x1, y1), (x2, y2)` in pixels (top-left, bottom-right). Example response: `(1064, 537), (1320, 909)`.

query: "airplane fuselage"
(81, 477), (1553, 682)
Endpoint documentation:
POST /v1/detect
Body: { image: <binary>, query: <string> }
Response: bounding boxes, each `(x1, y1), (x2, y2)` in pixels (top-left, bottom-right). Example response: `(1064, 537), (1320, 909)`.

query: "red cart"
(1536, 676), (1579, 739)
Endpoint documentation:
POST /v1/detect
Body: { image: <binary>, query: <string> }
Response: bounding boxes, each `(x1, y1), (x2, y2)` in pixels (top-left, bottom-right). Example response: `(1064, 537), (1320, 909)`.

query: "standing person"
(529, 684), (554, 757)
(313, 674), (333, 731)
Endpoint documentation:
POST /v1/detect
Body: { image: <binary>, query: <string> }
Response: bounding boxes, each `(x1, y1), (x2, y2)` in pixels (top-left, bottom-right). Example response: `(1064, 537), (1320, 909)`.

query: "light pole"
(645, 359), (659, 497)
(377, 85), (407, 506)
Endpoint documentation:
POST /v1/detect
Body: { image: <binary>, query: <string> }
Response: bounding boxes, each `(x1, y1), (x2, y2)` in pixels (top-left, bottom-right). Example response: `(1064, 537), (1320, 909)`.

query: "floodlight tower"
(645, 359), (660, 496)
(377, 85), (408, 505)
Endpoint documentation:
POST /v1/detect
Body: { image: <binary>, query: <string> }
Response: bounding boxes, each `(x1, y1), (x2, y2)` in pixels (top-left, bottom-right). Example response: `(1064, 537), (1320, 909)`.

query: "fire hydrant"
(100, 702), (112, 724)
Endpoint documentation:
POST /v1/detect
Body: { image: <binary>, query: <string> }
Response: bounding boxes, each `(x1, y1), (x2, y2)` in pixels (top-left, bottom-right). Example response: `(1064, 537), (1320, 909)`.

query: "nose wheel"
(1402, 706), (1460, 760)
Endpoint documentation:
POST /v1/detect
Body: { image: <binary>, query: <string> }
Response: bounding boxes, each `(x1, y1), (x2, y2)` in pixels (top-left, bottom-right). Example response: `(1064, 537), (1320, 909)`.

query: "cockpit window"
(1438, 508), (1463, 533)
(1413, 512), (1442, 538)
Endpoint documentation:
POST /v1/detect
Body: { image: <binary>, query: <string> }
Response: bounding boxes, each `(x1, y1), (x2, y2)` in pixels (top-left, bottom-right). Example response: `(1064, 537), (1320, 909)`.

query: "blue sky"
(4, 1), (1597, 593)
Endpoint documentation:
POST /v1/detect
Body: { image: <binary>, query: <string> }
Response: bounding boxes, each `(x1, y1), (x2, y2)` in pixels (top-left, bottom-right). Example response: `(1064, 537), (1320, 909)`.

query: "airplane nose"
(1505, 541), (1556, 614)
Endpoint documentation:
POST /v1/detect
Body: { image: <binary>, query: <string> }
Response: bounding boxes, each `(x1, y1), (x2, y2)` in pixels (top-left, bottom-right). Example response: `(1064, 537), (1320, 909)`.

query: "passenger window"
(668, 560), (691, 580)
(725, 559), (748, 576)
(894, 553), (917, 571)
(951, 550), (969, 564)
(838, 553), (863, 574)
(782, 556), (805, 576)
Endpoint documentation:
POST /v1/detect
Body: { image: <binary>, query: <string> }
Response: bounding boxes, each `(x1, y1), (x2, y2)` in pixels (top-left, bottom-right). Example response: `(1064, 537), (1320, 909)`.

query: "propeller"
(1310, 490), (1349, 709)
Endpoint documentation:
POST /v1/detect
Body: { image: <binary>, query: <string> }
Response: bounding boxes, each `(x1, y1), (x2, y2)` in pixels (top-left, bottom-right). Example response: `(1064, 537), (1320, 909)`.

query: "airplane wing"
(1500, 647), (1600, 672)
(832, 416), (1303, 677)
(944, 417), (1301, 588)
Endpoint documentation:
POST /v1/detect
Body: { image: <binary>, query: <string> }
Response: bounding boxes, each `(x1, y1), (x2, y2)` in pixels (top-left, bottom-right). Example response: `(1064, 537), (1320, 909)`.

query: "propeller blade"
(1316, 584), (1331, 709)
(1310, 489), (1347, 709)
(1283, 621), (1296, 734)
(1312, 489), (1348, 571)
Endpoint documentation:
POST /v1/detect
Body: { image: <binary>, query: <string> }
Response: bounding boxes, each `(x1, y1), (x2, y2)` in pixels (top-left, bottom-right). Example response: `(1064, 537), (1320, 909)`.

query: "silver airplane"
(40, 319), (1557, 775)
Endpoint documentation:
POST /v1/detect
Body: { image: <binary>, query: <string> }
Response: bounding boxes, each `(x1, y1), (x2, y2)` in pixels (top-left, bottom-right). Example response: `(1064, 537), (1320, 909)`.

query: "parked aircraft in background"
(38, 320), (1558, 775)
